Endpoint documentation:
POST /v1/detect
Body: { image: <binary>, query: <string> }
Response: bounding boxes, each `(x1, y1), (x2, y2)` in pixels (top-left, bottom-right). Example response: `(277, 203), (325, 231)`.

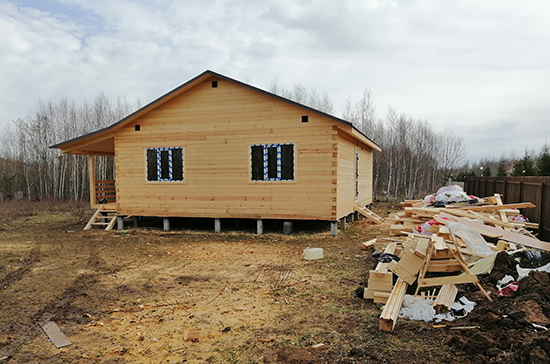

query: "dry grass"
(0, 199), (88, 223)
(0, 201), (465, 363)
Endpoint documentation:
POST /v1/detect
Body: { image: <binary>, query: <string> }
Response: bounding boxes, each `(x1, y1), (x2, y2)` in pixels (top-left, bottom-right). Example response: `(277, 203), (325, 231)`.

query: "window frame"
(146, 147), (184, 182)
(250, 143), (294, 182)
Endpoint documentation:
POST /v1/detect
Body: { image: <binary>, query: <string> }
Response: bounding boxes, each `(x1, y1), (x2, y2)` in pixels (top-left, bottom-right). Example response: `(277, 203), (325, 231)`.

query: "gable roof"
(51, 70), (381, 154)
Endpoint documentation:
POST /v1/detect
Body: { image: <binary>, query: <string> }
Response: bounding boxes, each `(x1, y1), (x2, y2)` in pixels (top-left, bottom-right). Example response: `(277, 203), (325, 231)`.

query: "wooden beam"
(88, 155), (96, 208)
(427, 260), (463, 272)
(441, 208), (520, 229)
(379, 279), (408, 332)
(354, 203), (386, 224)
(455, 202), (535, 212)
(447, 232), (492, 301)
(365, 243), (396, 300)
(417, 274), (478, 288)
(434, 285), (458, 313)
(361, 238), (377, 250)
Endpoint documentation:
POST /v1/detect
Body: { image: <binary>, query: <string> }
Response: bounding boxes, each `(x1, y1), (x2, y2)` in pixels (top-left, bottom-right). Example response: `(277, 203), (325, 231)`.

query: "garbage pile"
(422, 185), (478, 207)
(361, 188), (550, 333)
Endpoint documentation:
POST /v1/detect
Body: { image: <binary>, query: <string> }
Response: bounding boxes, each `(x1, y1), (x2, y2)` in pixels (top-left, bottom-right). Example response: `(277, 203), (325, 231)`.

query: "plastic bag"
(435, 185), (463, 195)
(435, 191), (469, 203)
(516, 262), (550, 280)
(448, 222), (496, 257)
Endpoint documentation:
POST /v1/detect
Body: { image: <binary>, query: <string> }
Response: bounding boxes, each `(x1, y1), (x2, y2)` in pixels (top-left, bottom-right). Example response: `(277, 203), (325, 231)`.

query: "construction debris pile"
(362, 189), (550, 334)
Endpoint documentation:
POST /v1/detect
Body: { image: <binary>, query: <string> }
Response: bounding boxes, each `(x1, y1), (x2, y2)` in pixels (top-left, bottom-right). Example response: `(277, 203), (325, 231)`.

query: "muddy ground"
(0, 203), (549, 363)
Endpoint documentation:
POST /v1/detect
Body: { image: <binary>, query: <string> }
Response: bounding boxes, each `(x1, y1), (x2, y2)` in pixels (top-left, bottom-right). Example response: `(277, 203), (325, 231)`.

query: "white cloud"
(1, 0), (549, 162)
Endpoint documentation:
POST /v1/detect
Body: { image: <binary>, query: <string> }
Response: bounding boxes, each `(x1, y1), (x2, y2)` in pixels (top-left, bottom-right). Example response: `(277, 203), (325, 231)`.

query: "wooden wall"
(114, 76), (345, 220)
(336, 131), (374, 219)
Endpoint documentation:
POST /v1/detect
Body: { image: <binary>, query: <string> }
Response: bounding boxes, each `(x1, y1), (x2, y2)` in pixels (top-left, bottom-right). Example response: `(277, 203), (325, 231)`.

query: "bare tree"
(0, 93), (140, 201)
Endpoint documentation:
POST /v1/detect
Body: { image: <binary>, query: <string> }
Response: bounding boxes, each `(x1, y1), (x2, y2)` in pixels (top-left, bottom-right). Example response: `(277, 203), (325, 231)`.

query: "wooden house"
(52, 70), (381, 234)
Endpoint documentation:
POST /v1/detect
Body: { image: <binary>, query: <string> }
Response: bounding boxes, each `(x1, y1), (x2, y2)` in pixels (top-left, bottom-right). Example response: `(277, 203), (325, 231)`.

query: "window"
(146, 147), (183, 181)
(251, 144), (294, 181)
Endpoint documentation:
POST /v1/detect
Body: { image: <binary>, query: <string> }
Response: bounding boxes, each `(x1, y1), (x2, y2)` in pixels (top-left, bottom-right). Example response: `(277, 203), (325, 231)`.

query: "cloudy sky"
(1, 0), (549, 163)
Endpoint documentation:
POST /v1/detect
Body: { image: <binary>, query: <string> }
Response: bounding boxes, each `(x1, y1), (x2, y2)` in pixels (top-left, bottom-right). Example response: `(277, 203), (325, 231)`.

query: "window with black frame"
(251, 144), (294, 181)
(146, 147), (183, 182)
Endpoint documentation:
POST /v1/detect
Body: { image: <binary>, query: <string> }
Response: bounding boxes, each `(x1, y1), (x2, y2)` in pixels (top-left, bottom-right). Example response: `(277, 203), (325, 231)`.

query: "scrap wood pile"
(362, 191), (550, 332)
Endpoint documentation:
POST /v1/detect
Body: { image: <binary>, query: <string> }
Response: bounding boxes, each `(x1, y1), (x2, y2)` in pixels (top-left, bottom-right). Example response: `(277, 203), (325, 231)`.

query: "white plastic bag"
(435, 191), (469, 203)
(448, 222), (496, 257)
(435, 185), (463, 195)
(516, 262), (550, 280)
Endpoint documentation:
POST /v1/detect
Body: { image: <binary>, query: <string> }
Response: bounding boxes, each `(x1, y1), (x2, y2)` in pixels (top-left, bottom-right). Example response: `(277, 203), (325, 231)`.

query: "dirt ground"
(0, 203), (549, 363)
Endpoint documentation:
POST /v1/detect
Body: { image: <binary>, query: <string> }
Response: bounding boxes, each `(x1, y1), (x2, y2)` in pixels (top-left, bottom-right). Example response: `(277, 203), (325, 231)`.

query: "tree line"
(272, 82), (466, 200)
(0, 82), (467, 203)
(455, 143), (550, 180)
(0, 93), (140, 201)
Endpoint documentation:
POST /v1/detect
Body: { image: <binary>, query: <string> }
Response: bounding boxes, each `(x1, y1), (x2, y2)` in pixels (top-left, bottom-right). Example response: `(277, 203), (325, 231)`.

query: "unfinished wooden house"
(51, 70), (381, 234)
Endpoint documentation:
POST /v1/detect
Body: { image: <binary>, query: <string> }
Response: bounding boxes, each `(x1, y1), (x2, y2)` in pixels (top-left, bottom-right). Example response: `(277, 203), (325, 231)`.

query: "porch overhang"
(56, 135), (115, 157)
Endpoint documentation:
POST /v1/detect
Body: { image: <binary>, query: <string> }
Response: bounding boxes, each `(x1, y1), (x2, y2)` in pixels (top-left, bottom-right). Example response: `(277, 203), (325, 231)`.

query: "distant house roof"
(51, 70), (381, 155)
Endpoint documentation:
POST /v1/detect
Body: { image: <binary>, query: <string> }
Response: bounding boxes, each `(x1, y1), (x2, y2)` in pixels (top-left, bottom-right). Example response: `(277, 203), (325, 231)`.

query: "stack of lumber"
(363, 193), (550, 332)
(380, 194), (546, 251)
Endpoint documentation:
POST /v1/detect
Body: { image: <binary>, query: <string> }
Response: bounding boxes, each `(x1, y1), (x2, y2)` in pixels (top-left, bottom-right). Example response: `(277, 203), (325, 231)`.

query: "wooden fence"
(464, 176), (550, 241)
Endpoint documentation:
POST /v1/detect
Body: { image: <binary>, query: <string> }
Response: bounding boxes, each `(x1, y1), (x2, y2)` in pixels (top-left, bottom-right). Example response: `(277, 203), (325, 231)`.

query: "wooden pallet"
(84, 205), (117, 231)
(354, 203), (387, 224)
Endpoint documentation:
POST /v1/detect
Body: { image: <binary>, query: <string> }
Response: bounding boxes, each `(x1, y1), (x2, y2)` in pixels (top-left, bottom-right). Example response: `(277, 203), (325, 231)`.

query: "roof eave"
(51, 70), (381, 153)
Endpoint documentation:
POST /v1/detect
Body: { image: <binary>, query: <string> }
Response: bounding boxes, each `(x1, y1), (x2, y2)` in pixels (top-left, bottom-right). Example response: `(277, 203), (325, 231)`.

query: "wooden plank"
(373, 291), (391, 304)
(398, 252), (425, 276)
(431, 234), (447, 251)
(523, 222), (539, 229)
(404, 207), (439, 218)
(441, 208), (520, 229)
(427, 260), (463, 272)
(367, 272), (393, 291)
(496, 240), (510, 251)
(413, 237), (430, 258)
(376, 243), (397, 273)
(439, 212), (550, 251)
(84, 206), (103, 230)
(105, 216), (117, 231)
(387, 260), (417, 285)
(361, 238), (377, 250)
(459, 202), (535, 212)
(454, 236), (467, 248)
(39, 321), (71, 348)
(494, 194), (509, 225)
(417, 274), (478, 288)
(354, 203), (386, 224)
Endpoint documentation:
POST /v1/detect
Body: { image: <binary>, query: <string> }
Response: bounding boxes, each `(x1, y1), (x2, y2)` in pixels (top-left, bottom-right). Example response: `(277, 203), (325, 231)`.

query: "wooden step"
(354, 203), (387, 224)
(84, 205), (118, 231)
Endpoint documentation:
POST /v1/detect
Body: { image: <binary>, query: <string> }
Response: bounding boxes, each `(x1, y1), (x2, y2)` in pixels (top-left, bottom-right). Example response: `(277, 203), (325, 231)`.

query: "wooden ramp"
(354, 203), (387, 224)
(84, 205), (117, 231)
